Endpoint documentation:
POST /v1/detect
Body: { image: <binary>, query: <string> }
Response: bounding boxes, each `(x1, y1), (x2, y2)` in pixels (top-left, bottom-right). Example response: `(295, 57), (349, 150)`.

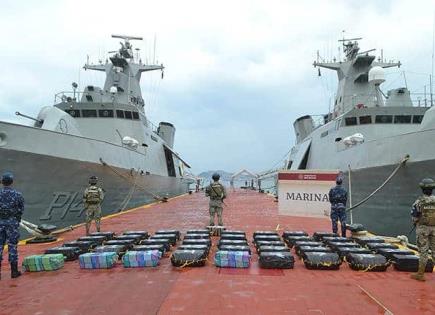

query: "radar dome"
(368, 66), (385, 85)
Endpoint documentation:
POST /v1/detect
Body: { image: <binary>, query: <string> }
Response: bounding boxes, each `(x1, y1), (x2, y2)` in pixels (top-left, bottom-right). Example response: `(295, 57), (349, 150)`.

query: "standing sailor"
(0, 172), (24, 279)
(328, 176), (348, 237)
(205, 173), (226, 226)
(83, 176), (104, 235)
(410, 178), (435, 281)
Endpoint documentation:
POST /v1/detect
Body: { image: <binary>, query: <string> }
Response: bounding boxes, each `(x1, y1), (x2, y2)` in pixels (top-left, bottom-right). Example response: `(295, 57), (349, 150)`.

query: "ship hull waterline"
(1, 148), (190, 239)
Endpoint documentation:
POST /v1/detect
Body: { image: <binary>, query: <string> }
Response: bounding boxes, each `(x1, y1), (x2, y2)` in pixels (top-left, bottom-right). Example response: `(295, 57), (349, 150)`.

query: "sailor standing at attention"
(205, 173), (226, 227)
(410, 178), (435, 281)
(83, 176), (104, 235)
(328, 176), (348, 237)
(0, 172), (24, 279)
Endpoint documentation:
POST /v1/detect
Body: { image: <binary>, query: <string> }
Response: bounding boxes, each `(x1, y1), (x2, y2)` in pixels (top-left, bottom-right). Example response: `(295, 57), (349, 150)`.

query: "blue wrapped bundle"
(215, 251), (250, 268)
(79, 252), (118, 269)
(122, 250), (161, 268)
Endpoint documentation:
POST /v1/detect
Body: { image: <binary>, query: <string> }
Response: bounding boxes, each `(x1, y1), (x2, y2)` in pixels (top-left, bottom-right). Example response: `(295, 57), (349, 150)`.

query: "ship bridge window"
(124, 111), (133, 119)
(345, 117), (357, 126)
(65, 109), (80, 117)
(132, 112), (139, 120)
(412, 115), (424, 124)
(375, 115), (393, 124)
(116, 110), (125, 118)
(394, 115), (411, 124)
(85, 95), (93, 102)
(82, 109), (97, 118)
(98, 109), (114, 118)
(359, 115), (372, 124)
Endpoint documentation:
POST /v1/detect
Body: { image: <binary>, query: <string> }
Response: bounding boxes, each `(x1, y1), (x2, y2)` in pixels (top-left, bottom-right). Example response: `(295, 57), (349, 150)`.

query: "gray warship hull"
(3, 147), (189, 239)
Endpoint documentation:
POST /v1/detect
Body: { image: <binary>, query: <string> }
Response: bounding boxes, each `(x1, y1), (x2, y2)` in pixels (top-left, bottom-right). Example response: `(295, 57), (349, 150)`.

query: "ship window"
(87, 85), (94, 91)
(394, 115), (411, 124)
(375, 115), (393, 124)
(116, 110), (124, 118)
(345, 117), (357, 126)
(85, 95), (93, 102)
(117, 86), (124, 92)
(132, 112), (139, 120)
(98, 109), (114, 118)
(124, 111), (133, 119)
(82, 109), (97, 118)
(412, 115), (424, 124)
(65, 109), (80, 117)
(359, 115), (372, 124)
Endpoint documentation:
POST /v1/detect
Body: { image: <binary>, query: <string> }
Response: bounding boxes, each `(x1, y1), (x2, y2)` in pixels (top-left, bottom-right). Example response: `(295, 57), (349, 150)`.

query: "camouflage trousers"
(85, 205), (102, 232)
(330, 208), (347, 237)
(416, 224), (435, 266)
(209, 199), (223, 226)
(0, 218), (20, 263)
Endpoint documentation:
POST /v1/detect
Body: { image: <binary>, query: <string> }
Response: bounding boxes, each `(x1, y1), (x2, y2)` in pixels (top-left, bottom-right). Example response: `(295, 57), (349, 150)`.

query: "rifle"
(408, 224), (416, 236)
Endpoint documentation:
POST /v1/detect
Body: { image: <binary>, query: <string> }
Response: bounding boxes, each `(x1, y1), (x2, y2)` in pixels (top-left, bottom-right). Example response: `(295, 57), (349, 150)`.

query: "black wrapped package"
(346, 223), (365, 232)
(353, 236), (385, 245)
(327, 241), (360, 251)
(184, 233), (210, 240)
(376, 248), (415, 260)
(94, 245), (127, 257)
(155, 230), (180, 240)
(253, 231), (279, 237)
(218, 239), (249, 248)
(105, 239), (136, 249)
(131, 244), (166, 254)
(365, 243), (399, 250)
(123, 231), (150, 239)
(171, 249), (207, 267)
(220, 234), (247, 241)
(312, 232), (338, 242)
(392, 254), (434, 272)
(259, 252), (294, 269)
(77, 235), (106, 245)
(346, 253), (390, 271)
(255, 240), (286, 248)
(258, 245), (290, 254)
(88, 231), (116, 240)
(140, 239), (171, 252)
(298, 247), (332, 258)
(114, 234), (144, 244)
(150, 234), (178, 246)
(303, 252), (341, 270)
(178, 244), (210, 254)
(186, 229), (210, 235)
(182, 239), (212, 247)
(63, 240), (97, 253)
(322, 237), (351, 244)
(336, 247), (372, 259)
(282, 231), (308, 238)
(219, 245), (251, 255)
(284, 236), (313, 248)
(221, 230), (246, 236)
(45, 246), (81, 261)
(254, 235), (281, 244)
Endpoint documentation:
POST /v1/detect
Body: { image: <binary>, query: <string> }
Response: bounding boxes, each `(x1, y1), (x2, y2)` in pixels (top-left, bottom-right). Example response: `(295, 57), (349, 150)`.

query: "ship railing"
(54, 91), (84, 104)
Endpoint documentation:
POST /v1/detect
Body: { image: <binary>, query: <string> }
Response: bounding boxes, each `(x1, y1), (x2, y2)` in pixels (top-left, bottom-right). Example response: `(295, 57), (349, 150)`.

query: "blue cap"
(1, 172), (14, 185)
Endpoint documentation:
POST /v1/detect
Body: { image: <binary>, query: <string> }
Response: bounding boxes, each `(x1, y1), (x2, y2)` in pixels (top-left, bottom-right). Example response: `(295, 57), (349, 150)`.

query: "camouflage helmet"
(89, 175), (98, 185)
(419, 178), (434, 189)
(1, 172), (14, 185)
(212, 173), (220, 181)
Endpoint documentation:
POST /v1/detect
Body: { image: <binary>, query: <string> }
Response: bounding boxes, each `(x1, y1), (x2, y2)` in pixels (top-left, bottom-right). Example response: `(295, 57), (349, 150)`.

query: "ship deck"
(1, 189), (434, 315)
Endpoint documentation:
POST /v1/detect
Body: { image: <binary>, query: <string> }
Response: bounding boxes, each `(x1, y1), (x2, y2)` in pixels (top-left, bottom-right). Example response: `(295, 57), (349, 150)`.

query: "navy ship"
(286, 38), (435, 239)
(0, 35), (192, 238)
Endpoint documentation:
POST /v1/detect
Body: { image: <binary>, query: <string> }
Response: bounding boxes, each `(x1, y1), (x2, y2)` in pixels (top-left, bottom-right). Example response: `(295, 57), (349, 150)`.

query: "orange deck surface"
(0, 189), (434, 315)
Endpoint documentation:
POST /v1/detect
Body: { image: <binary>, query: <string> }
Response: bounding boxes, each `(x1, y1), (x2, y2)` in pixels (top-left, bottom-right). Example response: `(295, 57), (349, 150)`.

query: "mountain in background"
(198, 170), (256, 181)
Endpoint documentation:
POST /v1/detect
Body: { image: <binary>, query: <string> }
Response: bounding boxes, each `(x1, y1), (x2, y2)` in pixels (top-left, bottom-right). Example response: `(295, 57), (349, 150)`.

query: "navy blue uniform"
(328, 185), (347, 237)
(0, 187), (24, 263)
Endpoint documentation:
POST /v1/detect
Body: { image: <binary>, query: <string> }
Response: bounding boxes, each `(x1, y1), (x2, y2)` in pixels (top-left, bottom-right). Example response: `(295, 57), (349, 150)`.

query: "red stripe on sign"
(278, 173), (338, 181)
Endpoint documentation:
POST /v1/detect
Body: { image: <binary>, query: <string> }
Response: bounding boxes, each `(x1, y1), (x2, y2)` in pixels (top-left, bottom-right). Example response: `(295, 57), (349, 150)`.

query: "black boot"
(0, 262), (2, 280)
(11, 262), (22, 279)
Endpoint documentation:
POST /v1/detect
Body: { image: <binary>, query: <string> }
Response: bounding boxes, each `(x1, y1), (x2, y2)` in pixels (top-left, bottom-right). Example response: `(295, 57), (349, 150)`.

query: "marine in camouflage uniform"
(410, 178), (435, 281)
(0, 172), (24, 279)
(328, 176), (348, 237)
(83, 176), (104, 235)
(205, 173), (226, 226)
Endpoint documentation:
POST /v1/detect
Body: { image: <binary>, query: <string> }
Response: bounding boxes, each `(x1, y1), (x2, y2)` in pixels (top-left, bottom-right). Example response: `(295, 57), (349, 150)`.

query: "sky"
(0, 0), (434, 174)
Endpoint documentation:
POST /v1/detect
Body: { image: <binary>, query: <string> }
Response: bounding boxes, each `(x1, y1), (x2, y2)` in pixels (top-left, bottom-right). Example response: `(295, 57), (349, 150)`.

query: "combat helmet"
(419, 178), (434, 189)
(89, 175), (98, 185)
(212, 173), (220, 181)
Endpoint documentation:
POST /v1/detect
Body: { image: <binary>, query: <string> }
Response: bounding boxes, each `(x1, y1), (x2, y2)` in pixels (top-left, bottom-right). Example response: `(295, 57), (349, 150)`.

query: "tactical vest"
(85, 186), (101, 204)
(419, 197), (435, 226)
(209, 183), (224, 200)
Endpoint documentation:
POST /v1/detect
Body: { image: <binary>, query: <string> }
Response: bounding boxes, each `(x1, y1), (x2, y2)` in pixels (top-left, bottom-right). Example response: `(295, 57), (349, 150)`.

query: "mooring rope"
(99, 158), (167, 202)
(346, 154), (410, 213)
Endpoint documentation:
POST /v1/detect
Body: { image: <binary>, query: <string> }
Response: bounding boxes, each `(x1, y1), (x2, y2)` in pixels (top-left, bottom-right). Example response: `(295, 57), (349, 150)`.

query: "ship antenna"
(153, 34), (157, 64)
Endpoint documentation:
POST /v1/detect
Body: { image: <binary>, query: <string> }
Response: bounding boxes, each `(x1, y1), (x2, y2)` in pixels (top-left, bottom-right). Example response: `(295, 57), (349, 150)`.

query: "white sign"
(278, 170), (339, 217)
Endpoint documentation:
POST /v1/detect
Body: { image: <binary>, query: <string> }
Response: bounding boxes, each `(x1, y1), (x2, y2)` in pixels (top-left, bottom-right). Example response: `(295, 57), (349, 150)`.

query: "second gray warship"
(286, 38), (435, 239)
(0, 35), (192, 238)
